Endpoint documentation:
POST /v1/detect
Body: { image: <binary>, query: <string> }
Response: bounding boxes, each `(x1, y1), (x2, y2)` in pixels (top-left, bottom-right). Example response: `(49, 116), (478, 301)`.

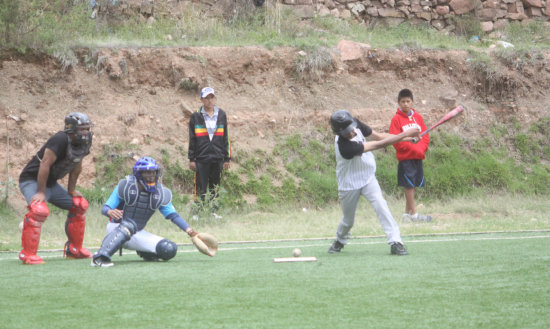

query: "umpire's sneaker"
(91, 255), (114, 267)
(390, 242), (409, 256)
(328, 240), (344, 253)
(403, 213), (433, 223)
(411, 213), (433, 222)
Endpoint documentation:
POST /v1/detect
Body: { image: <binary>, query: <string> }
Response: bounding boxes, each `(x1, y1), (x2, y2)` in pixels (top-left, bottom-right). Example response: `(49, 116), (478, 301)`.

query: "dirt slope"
(1, 46), (549, 208)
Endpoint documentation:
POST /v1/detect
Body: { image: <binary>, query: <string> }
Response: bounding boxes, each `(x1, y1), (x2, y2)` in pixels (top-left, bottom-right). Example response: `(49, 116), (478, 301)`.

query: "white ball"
(292, 248), (302, 257)
(19, 221), (24, 232)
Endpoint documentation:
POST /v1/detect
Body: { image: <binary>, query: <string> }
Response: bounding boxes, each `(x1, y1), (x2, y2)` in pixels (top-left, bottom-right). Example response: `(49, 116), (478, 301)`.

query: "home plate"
(273, 257), (317, 263)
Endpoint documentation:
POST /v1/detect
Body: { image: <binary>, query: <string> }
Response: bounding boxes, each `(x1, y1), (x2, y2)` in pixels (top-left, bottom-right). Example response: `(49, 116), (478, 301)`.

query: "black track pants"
(194, 161), (223, 202)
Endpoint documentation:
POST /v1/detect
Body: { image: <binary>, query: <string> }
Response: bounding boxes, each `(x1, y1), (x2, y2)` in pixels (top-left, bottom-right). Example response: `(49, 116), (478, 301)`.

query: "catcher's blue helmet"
(133, 157), (162, 192)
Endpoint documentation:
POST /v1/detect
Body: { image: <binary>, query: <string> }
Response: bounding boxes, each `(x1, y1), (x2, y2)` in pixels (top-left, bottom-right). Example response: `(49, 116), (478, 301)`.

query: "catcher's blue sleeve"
(161, 203), (190, 231)
(102, 186), (122, 217)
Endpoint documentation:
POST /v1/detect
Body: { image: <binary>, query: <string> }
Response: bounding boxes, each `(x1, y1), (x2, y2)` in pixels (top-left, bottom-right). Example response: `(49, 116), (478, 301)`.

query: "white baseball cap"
(200, 87), (215, 98)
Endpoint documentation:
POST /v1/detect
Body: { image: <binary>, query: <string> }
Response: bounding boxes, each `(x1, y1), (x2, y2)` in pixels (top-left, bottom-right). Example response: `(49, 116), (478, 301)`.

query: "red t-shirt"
(389, 108), (430, 162)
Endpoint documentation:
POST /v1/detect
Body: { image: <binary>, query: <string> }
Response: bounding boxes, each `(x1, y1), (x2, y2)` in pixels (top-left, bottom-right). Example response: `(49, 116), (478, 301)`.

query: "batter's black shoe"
(328, 240), (344, 253)
(390, 242), (408, 256)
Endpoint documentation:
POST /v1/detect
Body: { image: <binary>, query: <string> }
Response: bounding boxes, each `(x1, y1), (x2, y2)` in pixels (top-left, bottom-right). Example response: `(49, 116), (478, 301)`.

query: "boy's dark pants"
(194, 161), (224, 204)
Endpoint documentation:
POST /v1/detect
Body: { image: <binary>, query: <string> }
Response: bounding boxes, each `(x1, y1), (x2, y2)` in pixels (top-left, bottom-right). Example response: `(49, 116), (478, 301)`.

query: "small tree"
(0, 0), (20, 45)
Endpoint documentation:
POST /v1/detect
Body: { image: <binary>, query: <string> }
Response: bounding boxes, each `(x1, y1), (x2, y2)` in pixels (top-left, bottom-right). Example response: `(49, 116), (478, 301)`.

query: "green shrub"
(514, 133), (538, 162)
(300, 171), (337, 207)
(470, 152), (511, 190)
(279, 177), (299, 202)
(452, 15), (483, 38)
(523, 166), (550, 195)
(81, 185), (111, 205)
(256, 175), (275, 207)
(294, 47), (334, 80)
(503, 20), (550, 48)
(372, 150), (399, 195)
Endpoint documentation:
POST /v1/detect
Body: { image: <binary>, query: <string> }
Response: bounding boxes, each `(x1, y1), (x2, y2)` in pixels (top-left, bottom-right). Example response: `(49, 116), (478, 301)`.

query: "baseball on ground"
(292, 248), (302, 257)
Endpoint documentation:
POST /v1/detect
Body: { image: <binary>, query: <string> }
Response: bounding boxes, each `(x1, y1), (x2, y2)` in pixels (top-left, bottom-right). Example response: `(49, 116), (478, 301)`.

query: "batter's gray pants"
(336, 178), (402, 245)
(105, 222), (164, 253)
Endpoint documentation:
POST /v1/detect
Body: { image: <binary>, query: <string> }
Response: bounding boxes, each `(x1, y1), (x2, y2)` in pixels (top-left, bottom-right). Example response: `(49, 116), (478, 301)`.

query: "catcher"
(91, 157), (217, 267)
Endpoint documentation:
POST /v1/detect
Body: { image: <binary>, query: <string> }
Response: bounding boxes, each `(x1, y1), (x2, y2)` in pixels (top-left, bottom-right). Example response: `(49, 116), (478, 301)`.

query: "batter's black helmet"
(330, 110), (357, 136)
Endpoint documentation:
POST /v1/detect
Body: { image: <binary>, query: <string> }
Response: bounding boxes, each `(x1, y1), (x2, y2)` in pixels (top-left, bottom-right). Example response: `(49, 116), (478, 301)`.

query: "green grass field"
(1, 231), (549, 329)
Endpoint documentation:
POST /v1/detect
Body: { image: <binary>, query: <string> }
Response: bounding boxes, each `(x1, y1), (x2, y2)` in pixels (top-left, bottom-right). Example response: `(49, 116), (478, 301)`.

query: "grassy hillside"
(1, 1), (549, 242)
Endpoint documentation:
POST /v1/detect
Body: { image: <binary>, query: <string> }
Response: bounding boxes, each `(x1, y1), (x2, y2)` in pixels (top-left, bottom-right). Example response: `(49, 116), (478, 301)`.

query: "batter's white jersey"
(335, 128), (376, 191)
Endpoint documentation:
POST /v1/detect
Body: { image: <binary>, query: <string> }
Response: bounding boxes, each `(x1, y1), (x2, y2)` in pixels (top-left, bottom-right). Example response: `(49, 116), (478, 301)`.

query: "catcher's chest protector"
(49, 135), (91, 179)
(118, 176), (172, 231)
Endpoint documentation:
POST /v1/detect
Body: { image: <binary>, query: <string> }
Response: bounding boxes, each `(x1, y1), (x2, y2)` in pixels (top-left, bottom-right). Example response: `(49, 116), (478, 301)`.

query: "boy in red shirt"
(389, 89), (433, 222)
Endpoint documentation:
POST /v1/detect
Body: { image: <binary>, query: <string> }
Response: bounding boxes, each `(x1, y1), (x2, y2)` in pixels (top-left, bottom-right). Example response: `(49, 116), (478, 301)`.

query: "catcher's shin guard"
(156, 239), (178, 261)
(19, 202), (49, 265)
(64, 196), (91, 259)
(93, 220), (137, 262)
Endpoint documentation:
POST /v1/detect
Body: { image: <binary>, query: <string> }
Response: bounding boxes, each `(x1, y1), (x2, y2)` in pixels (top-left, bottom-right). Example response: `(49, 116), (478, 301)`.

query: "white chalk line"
(1, 233), (549, 261)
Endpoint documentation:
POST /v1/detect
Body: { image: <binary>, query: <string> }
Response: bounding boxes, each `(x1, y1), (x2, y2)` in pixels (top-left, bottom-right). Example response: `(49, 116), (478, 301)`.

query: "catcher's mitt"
(191, 232), (218, 257)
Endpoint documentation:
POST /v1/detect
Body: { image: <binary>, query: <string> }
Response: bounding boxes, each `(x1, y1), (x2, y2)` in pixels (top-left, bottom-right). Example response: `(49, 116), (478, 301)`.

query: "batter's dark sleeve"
(355, 119), (372, 138)
(338, 138), (364, 160)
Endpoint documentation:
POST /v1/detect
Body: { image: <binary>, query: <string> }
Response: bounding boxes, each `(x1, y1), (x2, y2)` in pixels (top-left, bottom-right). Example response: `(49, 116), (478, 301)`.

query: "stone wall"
(278, 0), (550, 33)
(97, 0), (550, 35)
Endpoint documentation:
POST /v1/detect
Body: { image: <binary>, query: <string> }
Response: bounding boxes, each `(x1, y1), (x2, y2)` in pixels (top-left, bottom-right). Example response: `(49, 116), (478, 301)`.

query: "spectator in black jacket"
(188, 87), (231, 217)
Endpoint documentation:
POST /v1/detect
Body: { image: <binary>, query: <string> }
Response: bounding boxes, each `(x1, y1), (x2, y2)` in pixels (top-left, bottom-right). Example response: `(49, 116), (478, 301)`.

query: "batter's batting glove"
(191, 232), (218, 257)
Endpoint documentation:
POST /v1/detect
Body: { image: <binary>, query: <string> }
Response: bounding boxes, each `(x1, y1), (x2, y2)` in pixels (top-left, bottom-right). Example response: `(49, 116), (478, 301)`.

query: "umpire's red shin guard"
(64, 196), (92, 259)
(19, 202), (49, 265)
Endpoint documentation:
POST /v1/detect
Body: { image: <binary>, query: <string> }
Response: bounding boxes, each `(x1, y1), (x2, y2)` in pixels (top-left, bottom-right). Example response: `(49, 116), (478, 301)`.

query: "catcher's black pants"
(194, 161), (223, 204)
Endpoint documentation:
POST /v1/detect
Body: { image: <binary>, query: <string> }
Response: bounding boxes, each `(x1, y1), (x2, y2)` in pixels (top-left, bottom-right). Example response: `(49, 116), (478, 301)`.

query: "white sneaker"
(410, 213), (433, 222)
(402, 214), (412, 222)
(212, 213), (223, 220)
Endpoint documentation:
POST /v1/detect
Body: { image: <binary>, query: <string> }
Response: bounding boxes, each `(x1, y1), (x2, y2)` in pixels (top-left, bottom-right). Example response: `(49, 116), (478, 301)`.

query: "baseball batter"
(328, 110), (419, 255)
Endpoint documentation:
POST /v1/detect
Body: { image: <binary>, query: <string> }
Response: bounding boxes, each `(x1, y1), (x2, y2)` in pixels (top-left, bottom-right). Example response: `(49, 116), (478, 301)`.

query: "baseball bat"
(420, 105), (464, 137)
